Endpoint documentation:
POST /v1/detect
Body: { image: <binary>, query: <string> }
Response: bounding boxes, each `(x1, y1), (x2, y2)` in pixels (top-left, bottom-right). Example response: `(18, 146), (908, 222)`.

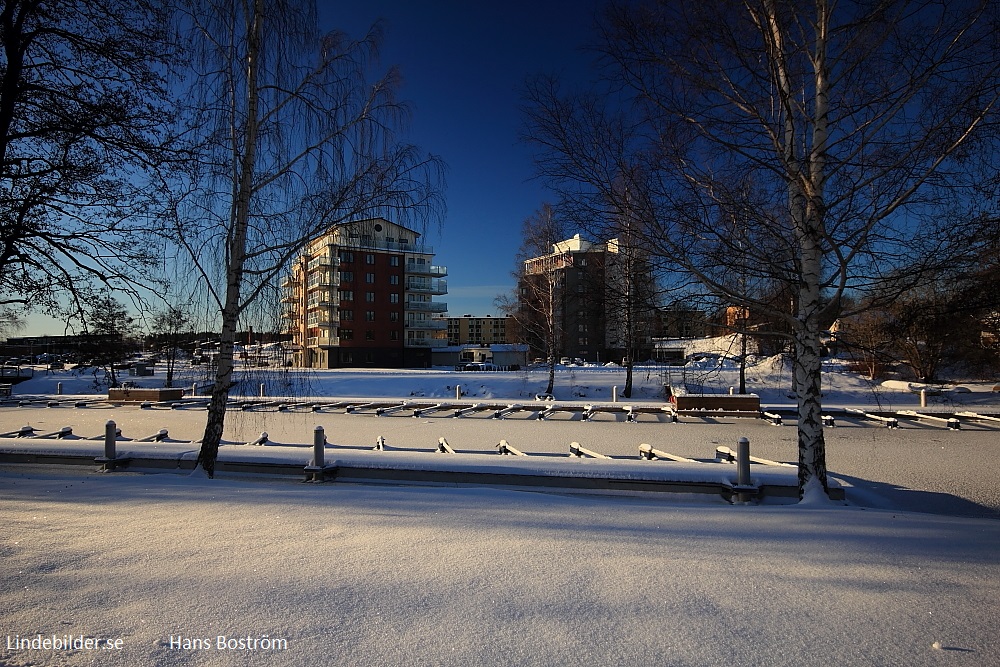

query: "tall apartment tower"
(519, 234), (608, 362)
(283, 218), (447, 368)
(519, 233), (657, 363)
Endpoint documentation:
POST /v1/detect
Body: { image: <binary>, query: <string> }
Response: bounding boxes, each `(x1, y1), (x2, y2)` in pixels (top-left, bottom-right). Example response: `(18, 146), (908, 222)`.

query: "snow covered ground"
(1, 351), (998, 666)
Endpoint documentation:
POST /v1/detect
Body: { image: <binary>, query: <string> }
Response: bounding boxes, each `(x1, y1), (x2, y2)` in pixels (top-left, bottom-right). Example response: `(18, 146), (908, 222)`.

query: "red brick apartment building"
(283, 218), (448, 368)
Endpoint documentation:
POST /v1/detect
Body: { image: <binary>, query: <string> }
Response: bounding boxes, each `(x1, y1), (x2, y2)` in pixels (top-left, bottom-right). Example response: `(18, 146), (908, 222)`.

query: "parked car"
(462, 362), (499, 371)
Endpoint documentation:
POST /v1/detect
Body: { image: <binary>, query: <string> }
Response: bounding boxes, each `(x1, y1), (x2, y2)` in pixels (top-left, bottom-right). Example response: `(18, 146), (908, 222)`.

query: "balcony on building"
(405, 316), (448, 330)
(404, 277), (448, 295)
(341, 233), (433, 255)
(404, 261), (448, 277)
(306, 311), (340, 328)
(306, 291), (338, 308)
(404, 336), (440, 347)
(306, 336), (340, 348)
(306, 270), (340, 288)
(404, 300), (448, 313)
(306, 254), (340, 271)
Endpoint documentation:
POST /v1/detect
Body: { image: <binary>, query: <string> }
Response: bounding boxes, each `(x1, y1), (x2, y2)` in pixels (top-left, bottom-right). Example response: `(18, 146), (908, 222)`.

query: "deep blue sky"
(21, 1), (605, 336)
(328, 0), (605, 316)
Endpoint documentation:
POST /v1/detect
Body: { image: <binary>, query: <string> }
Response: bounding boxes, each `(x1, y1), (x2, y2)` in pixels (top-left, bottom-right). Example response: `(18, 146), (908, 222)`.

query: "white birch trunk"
(197, 0), (262, 477)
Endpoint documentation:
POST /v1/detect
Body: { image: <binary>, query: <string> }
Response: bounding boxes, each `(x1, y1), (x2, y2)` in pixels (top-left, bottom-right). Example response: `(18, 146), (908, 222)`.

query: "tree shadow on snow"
(832, 471), (999, 520)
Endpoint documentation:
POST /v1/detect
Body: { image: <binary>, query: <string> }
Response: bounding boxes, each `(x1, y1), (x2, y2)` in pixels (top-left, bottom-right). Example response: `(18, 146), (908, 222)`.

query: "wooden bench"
(107, 388), (185, 402)
(670, 394), (760, 412)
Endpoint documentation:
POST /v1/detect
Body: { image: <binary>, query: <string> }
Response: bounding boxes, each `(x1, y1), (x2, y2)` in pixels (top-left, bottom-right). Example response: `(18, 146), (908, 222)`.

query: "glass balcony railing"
(306, 255), (340, 271)
(403, 337), (441, 348)
(404, 301), (448, 313)
(404, 262), (447, 277)
(405, 278), (448, 294)
(306, 336), (340, 348)
(405, 318), (448, 330)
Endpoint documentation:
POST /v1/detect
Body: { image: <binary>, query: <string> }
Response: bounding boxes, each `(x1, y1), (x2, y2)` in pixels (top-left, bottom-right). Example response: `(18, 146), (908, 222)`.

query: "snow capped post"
(95, 419), (122, 472)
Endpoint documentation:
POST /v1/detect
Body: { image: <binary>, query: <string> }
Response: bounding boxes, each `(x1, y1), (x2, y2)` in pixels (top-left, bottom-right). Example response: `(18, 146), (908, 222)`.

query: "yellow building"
(445, 315), (513, 346)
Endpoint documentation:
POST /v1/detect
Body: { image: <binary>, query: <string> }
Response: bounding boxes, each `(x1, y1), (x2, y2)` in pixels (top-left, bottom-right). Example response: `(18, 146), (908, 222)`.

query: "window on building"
(389, 312), (399, 322)
(341, 309), (353, 321)
(389, 256), (400, 267)
(389, 293), (399, 303)
(365, 273), (375, 283)
(341, 270), (354, 282)
(579, 337), (589, 346)
(365, 292), (375, 302)
(339, 290), (353, 301)
(365, 311), (375, 322)
(340, 329), (353, 340)
(389, 275), (399, 285)
(365, 330), (375, 340)
(390, 330), (399, 341)
(342, 352), (353, 363)
(339, 251), (354, 263)
(365, 254), (375, 264)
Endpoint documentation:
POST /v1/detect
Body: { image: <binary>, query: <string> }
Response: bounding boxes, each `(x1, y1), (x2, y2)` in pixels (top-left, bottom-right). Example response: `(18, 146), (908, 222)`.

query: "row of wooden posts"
(82, 420), (760, 491)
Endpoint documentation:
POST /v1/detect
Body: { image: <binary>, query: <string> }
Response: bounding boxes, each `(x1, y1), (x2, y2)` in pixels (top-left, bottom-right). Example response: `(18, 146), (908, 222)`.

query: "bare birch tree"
(172, 0), (444, 477)
(151, 304), (194, 388)
(602, 210), (659, 398)
(498, 204), (570, 395)
(524, 0), (1000, 498)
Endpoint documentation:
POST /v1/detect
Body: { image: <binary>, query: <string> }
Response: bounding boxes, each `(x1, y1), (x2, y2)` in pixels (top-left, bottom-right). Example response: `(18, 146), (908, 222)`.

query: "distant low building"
(431, 344), (528, 369)
(445, 315), (513, 346)
(2, 334), (125, 360)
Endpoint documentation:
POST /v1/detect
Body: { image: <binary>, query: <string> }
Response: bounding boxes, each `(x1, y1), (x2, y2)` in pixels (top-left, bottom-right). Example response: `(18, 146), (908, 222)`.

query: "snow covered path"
(2, 468), (998, 667)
